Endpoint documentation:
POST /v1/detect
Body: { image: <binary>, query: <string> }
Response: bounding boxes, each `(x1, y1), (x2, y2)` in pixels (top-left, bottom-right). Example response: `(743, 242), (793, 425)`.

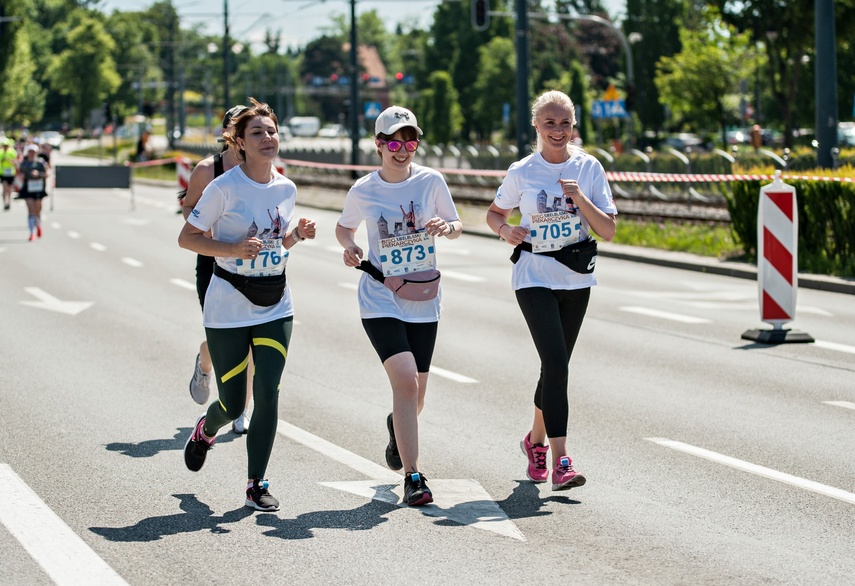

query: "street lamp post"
(223, 0), (231, 112)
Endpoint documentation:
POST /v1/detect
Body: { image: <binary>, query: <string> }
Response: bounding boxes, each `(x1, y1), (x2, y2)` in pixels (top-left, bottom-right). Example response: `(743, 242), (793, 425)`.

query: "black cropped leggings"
(515, 286), (591, 438)
(203, 316), (292, 479)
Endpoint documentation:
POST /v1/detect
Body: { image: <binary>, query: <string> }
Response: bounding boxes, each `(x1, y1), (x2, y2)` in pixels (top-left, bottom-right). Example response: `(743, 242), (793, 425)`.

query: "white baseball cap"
(25, 144), (39, 154)
(375, 106), (422, 136)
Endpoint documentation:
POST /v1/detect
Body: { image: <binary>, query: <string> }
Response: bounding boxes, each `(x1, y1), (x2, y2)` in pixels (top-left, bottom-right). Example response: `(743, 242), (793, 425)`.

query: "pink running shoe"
(520, 432), (549, 483)
(552, 456), (586, 491)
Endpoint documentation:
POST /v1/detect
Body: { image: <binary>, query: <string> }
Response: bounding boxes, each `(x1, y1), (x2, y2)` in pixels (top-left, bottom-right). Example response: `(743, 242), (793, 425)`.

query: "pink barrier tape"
(280, 158), (855, 184)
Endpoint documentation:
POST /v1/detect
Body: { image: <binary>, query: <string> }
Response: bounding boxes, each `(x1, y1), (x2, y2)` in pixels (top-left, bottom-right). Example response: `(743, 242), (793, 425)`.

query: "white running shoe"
(188, 353), (211, 405)
(232, 410), (250, 434)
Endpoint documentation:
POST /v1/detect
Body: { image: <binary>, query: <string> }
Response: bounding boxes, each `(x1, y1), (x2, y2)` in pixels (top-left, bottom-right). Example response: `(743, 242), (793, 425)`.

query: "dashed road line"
(121, 257), (143, 268)
(0, 464), (129, 585)
(430, 365), (478, 383)
(170, 278), (196, 291)
(813, 340), (855, 355)
(646, 437), (855, 505)
(441, 270), (486, 283)
(90, 242), (107, 252)
(619, 306), (711, 324)
(823, 401), (855, 411)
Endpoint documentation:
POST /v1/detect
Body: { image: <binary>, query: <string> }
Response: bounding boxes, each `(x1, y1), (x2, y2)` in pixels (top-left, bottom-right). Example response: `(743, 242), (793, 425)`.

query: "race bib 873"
(378, 232), (435, 277)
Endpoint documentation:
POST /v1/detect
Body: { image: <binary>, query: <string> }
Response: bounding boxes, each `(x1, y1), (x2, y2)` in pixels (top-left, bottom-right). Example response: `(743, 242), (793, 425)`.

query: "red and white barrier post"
(742, 171), (813, 343)
(177, 157), (192, 212)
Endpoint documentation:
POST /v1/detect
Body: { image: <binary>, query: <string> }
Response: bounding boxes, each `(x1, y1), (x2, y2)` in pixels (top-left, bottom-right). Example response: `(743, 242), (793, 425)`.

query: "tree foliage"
(46, 13), (121, 127)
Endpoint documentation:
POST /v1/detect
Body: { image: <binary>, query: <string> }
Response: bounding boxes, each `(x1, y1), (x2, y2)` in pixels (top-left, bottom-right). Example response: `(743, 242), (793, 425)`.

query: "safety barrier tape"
(120, 155), (855, 184)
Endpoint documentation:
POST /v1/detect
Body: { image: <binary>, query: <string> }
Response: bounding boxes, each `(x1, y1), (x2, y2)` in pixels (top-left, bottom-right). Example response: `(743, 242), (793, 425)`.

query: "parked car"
(39, 130), (64, 148)
(663, 133), (705, 151)
(317, 123), (349, 138)
(838, 122), (855, 147)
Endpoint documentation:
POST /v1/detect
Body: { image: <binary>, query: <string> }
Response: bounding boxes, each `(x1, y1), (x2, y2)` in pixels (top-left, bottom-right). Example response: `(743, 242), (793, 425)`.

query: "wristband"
(293, 226), (305, 242)
(499, 223), (509, 240)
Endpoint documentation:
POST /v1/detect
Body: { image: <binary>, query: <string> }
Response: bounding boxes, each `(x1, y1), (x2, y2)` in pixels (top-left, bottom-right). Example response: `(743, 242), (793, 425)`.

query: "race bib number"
(235, 238), (286, 276)
(379, 232), (435, 277)
(528, 211), (582, 252)
(27, 179), (45, 192)
(2, 168), (13, 177)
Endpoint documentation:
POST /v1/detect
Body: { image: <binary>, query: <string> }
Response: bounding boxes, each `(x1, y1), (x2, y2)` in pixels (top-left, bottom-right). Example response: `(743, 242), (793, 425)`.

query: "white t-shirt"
(493, 149), (617, 291)
(188, 165), (297, 328)
(338, 164), (460, 323)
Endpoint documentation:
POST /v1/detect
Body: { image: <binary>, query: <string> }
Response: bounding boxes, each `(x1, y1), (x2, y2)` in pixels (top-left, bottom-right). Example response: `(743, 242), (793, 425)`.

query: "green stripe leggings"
(203, 316), (293, 479)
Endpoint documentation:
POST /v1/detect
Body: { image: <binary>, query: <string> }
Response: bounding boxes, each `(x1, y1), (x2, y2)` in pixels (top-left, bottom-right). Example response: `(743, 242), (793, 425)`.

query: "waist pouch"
(356, 260), (441, 301)
(214, 264), (286, 307)
(510, 238), (598, 274)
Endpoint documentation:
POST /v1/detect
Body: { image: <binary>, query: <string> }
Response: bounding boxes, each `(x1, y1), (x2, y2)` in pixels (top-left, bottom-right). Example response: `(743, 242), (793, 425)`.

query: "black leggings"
(361, 318), (438, 373)
(204, 317), (292, 479)
(515, 287), (591, 438)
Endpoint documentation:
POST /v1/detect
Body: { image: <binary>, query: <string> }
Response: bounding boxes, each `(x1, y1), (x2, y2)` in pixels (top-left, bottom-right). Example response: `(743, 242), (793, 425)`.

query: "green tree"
(472, 37), (516, 141)
(623, 0), (683, 135)
(654, 7), (754, 145)
(105, 10), (163, 119)
(418, 70), (462, 144)
(46, 14), (121, 127)
(0, 0), (46, 126)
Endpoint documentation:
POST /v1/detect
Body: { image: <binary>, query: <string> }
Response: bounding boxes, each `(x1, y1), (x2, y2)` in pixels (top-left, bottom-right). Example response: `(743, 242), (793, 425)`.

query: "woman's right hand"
(500, 223), (528, 246)
(342, 245), (363, 267)
(235, 237), (263, 260)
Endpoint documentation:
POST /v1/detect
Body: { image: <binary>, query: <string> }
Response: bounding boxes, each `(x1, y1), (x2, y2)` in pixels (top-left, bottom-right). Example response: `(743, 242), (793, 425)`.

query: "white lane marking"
(441, 270), (486, 283)
(429, 365), (478, 384)
(20, 287), (93, 316)
(646, 438), (855, 506)
(338, 282), (358, 291)
(120, 218), (149, 226)
(442, 247), (471, 256)
(50, 222), (61, 229)
(170, 278), (196, 291)
(121, 257), (143, 268)
(823, 401), (855, 411)
(90, 242), (107, 252)
(619, 306), (711, 324)
(278, 420), (400, 483)
(67, 231), (80, 239)
(325, 245), (343, 254)
(0, 464), (129, 585)
(813, 340), (855, 355)
(279, 421), (524, 540)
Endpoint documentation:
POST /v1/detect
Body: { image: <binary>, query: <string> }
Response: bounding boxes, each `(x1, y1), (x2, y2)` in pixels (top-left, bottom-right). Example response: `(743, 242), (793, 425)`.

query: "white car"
(317, 124), (349, 138)
(40, 131), (64, 148)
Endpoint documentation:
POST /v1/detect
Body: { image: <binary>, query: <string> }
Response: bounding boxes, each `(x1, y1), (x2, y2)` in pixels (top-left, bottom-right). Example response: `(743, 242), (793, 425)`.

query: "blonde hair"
(530, 90), (578, 154)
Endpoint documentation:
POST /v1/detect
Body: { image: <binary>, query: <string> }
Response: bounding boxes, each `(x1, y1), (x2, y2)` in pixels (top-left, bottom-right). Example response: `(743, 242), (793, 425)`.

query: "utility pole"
(515, 0), (529, 156)
(223, 0), (231, 111)
(349, 0), (360, 173)
(815, 0), (838, 169)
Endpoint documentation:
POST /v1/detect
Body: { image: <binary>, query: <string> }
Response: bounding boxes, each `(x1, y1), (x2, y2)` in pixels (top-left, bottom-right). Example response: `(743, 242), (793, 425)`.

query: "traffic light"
(472, 0), (490, 31)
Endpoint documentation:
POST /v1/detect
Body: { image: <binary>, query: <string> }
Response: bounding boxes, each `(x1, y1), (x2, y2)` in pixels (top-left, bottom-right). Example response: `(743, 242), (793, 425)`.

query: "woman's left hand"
(296, 217), (317, 240)
(559, 179), (587, 206)
(425, 217), (453, 237)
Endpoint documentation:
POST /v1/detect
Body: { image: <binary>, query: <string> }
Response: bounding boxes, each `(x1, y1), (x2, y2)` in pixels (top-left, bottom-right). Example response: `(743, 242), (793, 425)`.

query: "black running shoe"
(403, 472), (433, 506)
(385, 412), (403, 470)
(245, 478), (280, 511)
(184, 414), (214, 472)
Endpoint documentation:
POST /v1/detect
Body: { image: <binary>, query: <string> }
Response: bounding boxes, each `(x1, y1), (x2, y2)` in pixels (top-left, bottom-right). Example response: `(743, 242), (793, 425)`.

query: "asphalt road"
(1, 171), (854, 585)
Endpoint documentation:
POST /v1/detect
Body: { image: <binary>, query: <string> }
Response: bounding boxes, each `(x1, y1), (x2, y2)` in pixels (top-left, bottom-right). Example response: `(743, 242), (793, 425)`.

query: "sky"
(99, 0), (625, 52)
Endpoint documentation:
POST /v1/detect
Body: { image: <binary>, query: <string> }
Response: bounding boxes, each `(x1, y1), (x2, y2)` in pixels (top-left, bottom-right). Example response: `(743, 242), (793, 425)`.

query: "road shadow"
(254, 499), (394, 540)
(104, 426), (242, 458)
(89, 494), (254, 542)
(479, 480), (580, 522)
(89, 494), (393, 542)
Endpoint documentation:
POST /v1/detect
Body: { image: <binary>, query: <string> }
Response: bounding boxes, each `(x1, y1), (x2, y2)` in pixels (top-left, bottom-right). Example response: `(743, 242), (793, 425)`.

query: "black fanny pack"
(510, 238), (598, 274)
(214, 264), (286, 307)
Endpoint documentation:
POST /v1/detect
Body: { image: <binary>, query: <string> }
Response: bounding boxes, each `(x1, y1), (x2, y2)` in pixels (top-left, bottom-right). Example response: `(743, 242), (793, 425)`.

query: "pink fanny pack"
(356, 261), (441, 301)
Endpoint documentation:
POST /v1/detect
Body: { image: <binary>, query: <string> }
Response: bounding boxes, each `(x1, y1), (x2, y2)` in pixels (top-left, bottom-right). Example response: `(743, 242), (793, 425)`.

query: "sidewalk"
(295, 184), (855, 296)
